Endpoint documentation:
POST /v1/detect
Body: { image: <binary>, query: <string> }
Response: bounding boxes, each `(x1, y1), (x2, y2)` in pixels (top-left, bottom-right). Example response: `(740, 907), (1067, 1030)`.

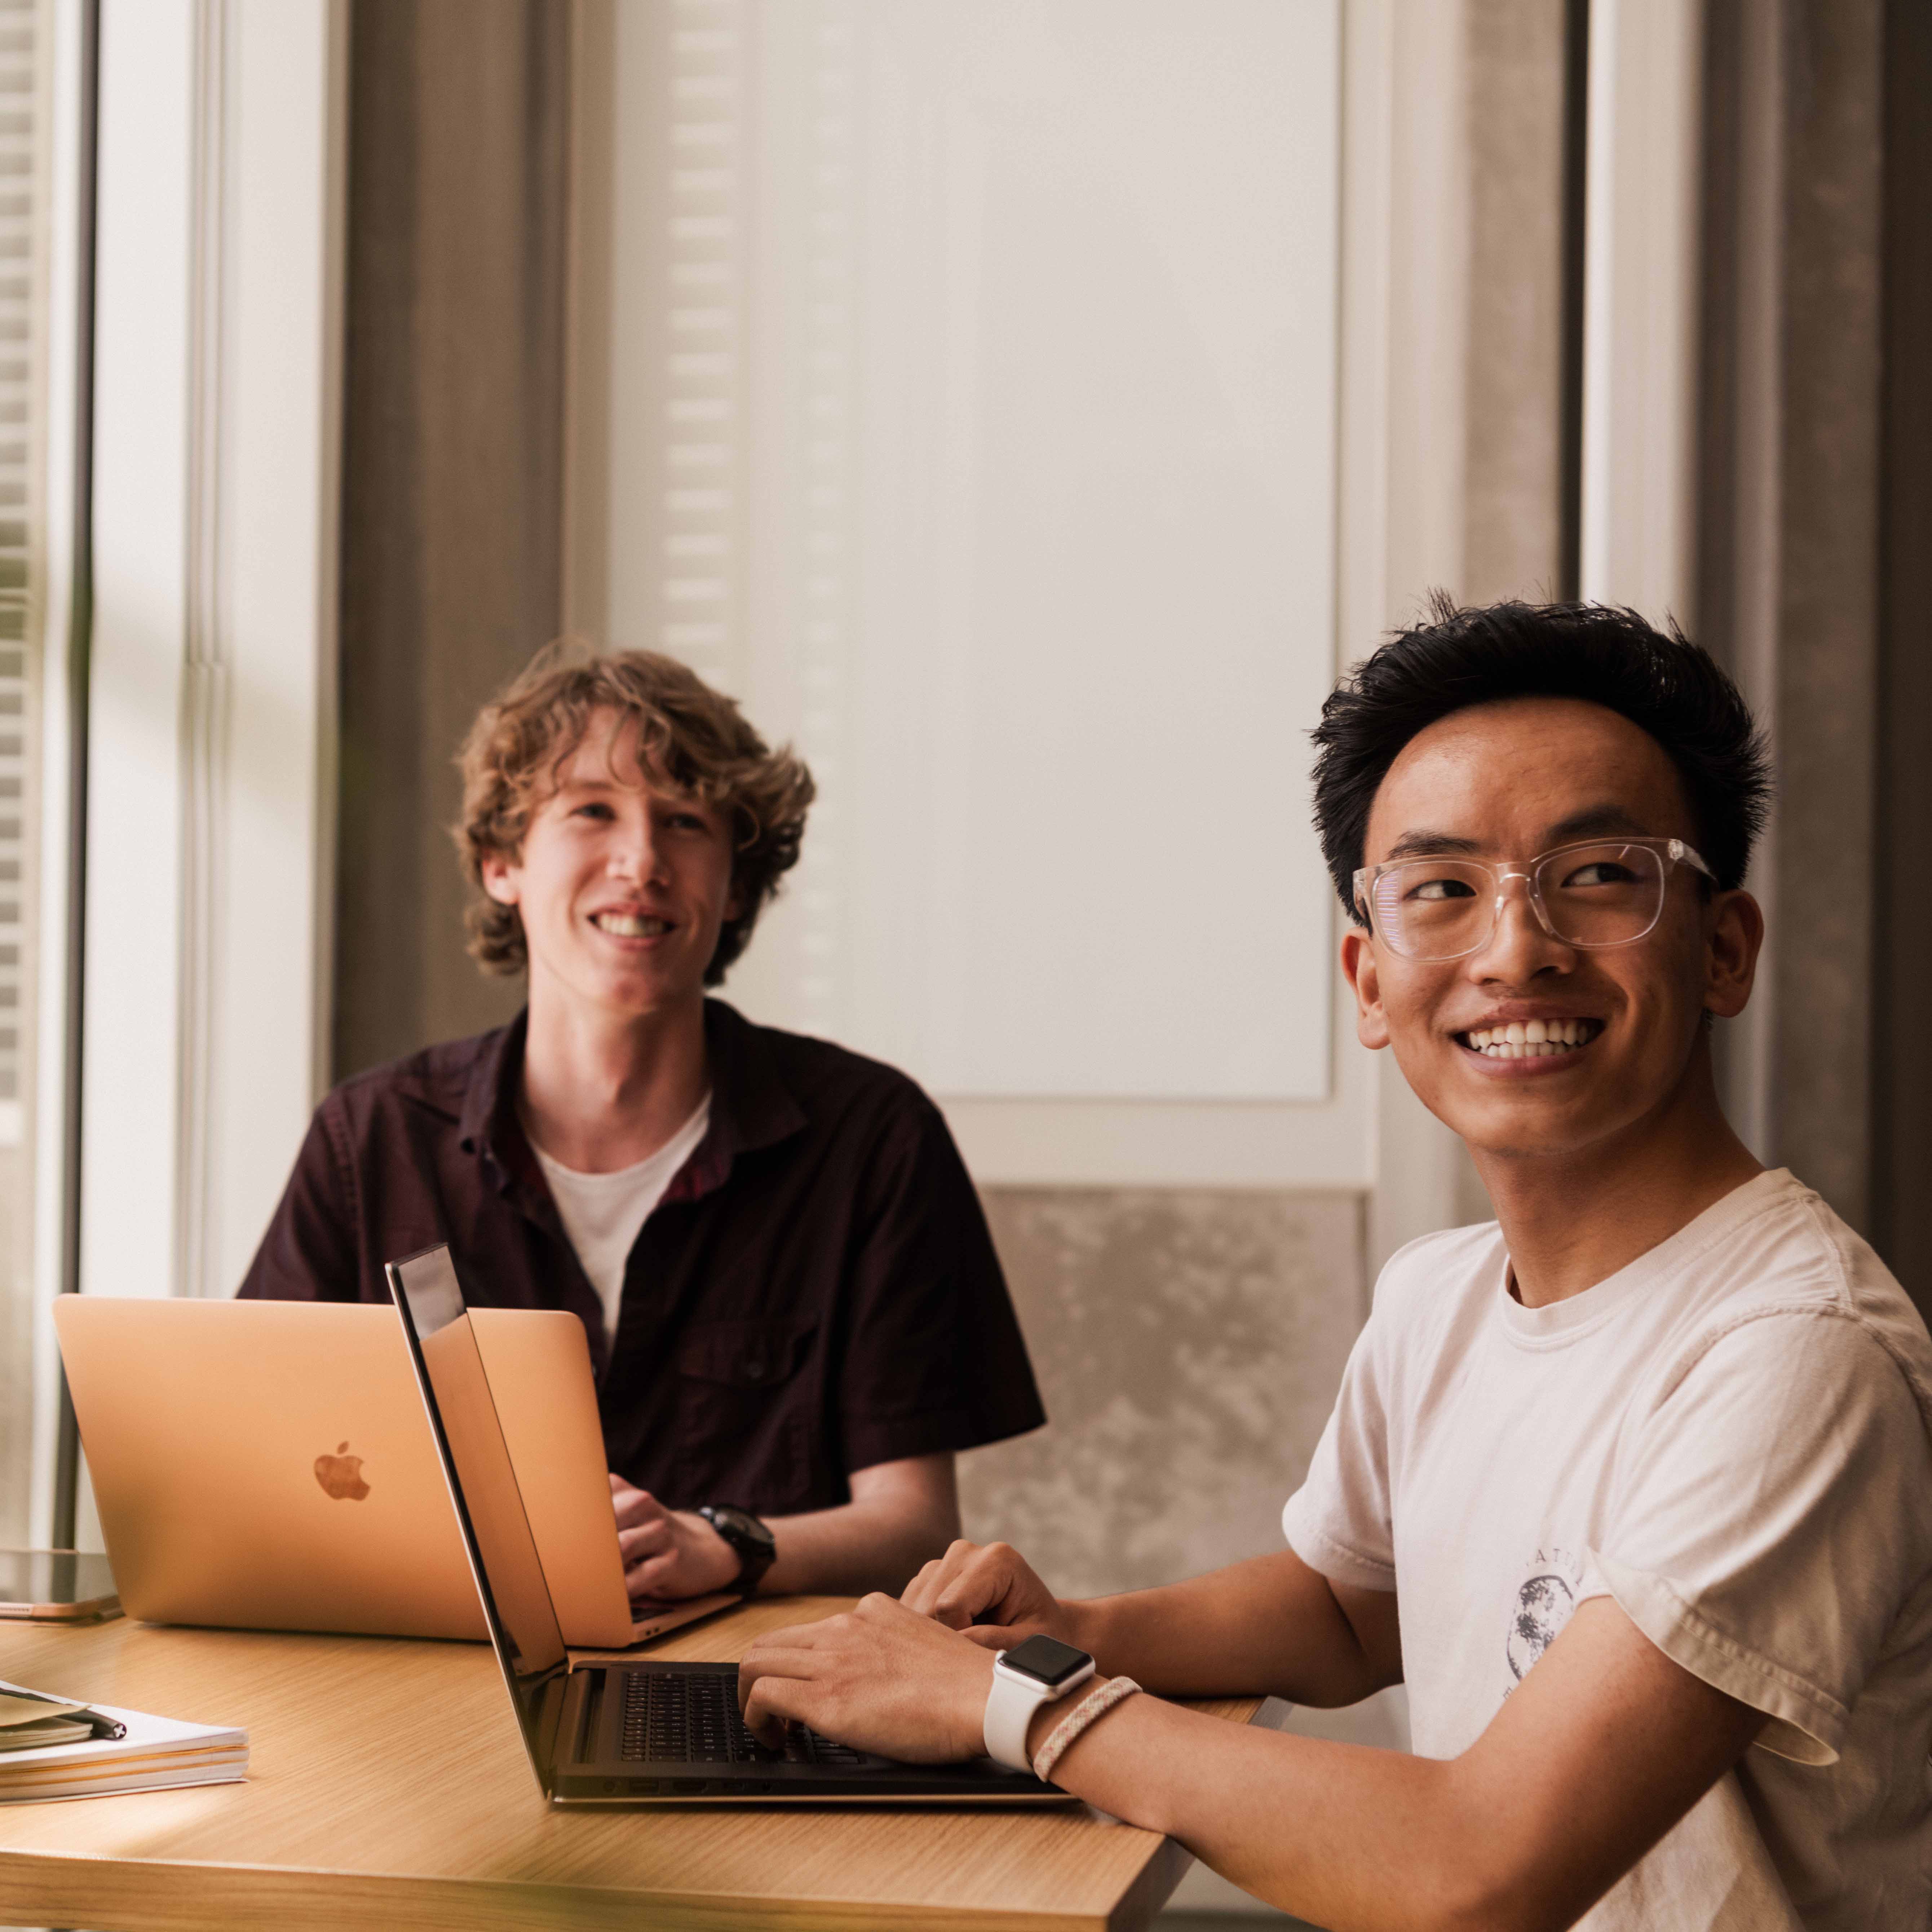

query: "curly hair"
(455, 640), (816, 985)
(1311, 597), (1772, 924)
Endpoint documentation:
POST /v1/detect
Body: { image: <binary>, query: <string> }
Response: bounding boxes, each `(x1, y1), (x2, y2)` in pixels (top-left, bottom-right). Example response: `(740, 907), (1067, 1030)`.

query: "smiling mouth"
(1455, 1019), (1603, 1060)
(592, 911), (674, 939)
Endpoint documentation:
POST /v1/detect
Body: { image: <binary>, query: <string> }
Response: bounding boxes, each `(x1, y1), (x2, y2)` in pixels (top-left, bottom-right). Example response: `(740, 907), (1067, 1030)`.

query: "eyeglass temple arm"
(1668, 839), (1716, 881)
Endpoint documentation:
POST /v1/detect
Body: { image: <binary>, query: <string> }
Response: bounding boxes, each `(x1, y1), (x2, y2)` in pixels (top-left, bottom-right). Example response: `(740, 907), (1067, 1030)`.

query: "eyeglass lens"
(1367, 842), (1668, 961)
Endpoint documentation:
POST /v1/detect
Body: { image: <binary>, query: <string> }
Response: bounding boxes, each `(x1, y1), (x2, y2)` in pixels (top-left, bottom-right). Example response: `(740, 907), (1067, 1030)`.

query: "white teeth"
(1467, 1019), (1598, 1059)
(594, 912), (672, 938)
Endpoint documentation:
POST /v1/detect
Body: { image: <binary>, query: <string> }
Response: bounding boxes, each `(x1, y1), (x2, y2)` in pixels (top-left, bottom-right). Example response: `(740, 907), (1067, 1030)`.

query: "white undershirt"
(530, 1096), (711, 1341)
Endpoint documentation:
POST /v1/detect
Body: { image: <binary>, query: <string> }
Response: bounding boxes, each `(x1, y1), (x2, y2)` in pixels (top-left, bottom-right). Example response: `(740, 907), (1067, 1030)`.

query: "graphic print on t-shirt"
(1503, 1544), (1586, 1692)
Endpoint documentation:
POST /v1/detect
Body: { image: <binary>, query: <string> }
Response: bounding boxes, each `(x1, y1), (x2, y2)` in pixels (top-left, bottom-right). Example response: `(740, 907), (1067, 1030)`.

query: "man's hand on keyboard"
(737, 1593), (995, 1764)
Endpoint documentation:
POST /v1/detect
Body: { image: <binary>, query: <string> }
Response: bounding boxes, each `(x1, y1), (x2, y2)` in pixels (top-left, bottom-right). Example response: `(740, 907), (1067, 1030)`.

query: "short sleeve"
(1587, 1309), (1932, 1764)
(235, 1101), (362, 1302)
(1282, 1313), (1399, 1592)
(835, 1098), (1045, 1472)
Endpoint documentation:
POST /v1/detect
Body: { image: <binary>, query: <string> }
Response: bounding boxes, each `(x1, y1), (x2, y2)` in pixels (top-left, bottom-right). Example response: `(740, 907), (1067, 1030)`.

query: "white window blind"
(0, 0), (44, 1150)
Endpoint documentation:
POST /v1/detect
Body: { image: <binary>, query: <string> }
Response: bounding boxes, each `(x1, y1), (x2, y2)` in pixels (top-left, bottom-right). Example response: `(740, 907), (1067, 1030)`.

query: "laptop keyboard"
(618, 1671), (870, 1767)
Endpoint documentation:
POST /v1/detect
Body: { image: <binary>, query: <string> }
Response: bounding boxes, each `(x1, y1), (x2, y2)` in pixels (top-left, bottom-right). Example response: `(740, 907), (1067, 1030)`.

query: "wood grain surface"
(0, 1597), (1263, 1931)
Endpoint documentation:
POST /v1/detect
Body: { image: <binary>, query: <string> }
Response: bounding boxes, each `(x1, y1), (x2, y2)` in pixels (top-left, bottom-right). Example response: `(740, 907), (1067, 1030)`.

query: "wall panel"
(597, 0), (1344, 1120)
(961, 1185), (1364, 1597)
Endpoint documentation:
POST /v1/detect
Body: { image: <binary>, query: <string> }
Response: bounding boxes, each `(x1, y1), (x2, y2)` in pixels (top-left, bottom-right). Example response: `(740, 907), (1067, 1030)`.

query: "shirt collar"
(456, 1008), (547, 1206)
(457, 998), (807, 1201)
(663, 998), (809, 1203)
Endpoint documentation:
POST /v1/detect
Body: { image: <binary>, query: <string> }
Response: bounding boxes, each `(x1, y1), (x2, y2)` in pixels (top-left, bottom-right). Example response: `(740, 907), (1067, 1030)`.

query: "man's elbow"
(1321, 1772), (1579, 1932)
(1438, 1892), (1576, 1932)
(1419, 1838), (1579, 1932)
(1235, 1841), (1560, 1932)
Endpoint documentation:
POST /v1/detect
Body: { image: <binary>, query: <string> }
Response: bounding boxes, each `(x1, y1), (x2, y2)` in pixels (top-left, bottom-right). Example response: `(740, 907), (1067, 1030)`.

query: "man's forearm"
(1067, 1552), (1394, 1706)
(1018, 1599), (1765, 1932)
(760, 1455), (962, 1596)
(761, 1497), (954, 1595)
(1027, 1689), (1492, 1932)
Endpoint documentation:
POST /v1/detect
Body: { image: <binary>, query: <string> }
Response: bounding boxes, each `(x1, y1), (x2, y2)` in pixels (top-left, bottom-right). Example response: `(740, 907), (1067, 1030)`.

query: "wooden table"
(0, 1598), (1270, 1930)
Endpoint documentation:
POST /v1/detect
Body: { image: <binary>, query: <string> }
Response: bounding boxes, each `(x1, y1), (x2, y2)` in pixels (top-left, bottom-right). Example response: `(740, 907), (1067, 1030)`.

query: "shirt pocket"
(671, 1319), (819, 1513)
(675, 1317), (816, 1391)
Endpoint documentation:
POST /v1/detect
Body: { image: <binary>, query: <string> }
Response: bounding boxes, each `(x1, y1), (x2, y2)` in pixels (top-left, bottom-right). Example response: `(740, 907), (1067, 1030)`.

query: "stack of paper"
(0, 1684), (246, 1802)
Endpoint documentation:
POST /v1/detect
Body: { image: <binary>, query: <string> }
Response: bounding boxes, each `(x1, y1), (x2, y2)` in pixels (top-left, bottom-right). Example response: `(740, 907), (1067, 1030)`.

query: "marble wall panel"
(960, 1188), (1368, 1601)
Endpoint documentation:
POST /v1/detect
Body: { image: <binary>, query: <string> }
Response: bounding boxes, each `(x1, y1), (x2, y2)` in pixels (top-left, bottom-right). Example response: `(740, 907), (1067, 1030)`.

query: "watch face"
(999, 1633), (1092, 1688)
(709, 1506), (775, 1553)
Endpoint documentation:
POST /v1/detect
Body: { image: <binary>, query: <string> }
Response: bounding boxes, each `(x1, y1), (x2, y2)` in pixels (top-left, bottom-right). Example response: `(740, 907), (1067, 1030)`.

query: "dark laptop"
(386, 1245), (1070, 1805)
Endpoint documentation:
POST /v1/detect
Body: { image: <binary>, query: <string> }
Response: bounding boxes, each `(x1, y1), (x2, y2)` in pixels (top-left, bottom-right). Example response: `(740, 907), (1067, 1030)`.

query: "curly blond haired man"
(243, 644), (1044, 1603)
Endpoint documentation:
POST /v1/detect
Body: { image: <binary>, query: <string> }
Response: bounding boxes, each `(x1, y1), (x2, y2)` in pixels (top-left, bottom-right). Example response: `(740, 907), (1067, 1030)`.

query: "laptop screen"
(387, 1247), (569, 1768)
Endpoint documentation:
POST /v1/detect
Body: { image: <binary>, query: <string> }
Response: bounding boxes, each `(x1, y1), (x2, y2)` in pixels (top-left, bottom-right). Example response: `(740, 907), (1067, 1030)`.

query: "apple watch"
(697, 1505), (777, 1591)
(982, 1633), (1096, 1772)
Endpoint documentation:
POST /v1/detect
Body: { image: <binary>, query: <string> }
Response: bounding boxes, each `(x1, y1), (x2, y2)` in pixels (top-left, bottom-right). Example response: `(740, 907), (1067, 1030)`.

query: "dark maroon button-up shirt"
(238, 999), (1045, 1515)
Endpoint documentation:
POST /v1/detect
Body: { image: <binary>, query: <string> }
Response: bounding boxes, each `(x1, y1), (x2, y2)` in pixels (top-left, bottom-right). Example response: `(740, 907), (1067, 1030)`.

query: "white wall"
(591, 0), (1368, 1187)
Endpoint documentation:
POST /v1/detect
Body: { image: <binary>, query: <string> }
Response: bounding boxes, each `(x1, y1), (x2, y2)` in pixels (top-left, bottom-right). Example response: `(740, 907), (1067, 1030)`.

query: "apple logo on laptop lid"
(314, 1441), (371, 1502)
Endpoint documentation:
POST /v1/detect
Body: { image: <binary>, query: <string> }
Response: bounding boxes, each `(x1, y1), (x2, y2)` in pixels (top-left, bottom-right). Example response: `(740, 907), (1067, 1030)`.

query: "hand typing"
(738, 1593), (995, 1761)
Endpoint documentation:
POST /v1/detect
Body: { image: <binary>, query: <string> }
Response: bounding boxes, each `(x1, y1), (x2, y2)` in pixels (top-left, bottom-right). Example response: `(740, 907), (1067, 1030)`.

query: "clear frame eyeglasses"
(1351, 837), (1716, 963)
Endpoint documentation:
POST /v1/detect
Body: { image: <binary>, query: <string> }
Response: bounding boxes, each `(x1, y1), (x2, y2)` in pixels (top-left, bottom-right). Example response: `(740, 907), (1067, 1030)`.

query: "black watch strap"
(698, 1505), (777, 1591)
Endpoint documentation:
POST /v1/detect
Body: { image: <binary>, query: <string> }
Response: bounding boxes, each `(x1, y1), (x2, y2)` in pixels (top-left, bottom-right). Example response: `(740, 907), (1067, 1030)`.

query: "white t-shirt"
(1282, 1169), (1932, 1930)
(531, 1097), (711, 1341)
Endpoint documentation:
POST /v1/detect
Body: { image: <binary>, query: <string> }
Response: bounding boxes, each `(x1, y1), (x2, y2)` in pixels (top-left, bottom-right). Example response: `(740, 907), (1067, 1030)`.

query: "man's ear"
(1341, 926), (1391, 1050)
(1703, 888), (1763, 1020)
(479, 850), (520, 907)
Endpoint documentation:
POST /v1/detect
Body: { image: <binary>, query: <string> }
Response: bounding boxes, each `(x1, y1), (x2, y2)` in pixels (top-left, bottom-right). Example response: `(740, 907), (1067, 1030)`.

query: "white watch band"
(982, 1651), (1096, 1771)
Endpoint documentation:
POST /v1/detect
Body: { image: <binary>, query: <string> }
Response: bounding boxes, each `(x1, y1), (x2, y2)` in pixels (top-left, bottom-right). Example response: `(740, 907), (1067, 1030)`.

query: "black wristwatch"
(698, 1505), (777, 1592)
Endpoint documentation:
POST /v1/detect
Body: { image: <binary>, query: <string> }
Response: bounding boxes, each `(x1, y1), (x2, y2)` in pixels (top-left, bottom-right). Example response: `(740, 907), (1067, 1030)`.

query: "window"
(0, 0), (51, 1547)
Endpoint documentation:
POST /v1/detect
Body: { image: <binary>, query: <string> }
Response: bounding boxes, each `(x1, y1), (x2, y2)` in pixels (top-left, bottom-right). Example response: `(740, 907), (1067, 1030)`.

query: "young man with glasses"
(734, 602), (1932, 1929)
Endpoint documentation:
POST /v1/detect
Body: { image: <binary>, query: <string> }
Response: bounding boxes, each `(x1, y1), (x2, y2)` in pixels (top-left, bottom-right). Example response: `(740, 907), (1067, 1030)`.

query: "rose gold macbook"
(52, 1298), (736, 1646)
